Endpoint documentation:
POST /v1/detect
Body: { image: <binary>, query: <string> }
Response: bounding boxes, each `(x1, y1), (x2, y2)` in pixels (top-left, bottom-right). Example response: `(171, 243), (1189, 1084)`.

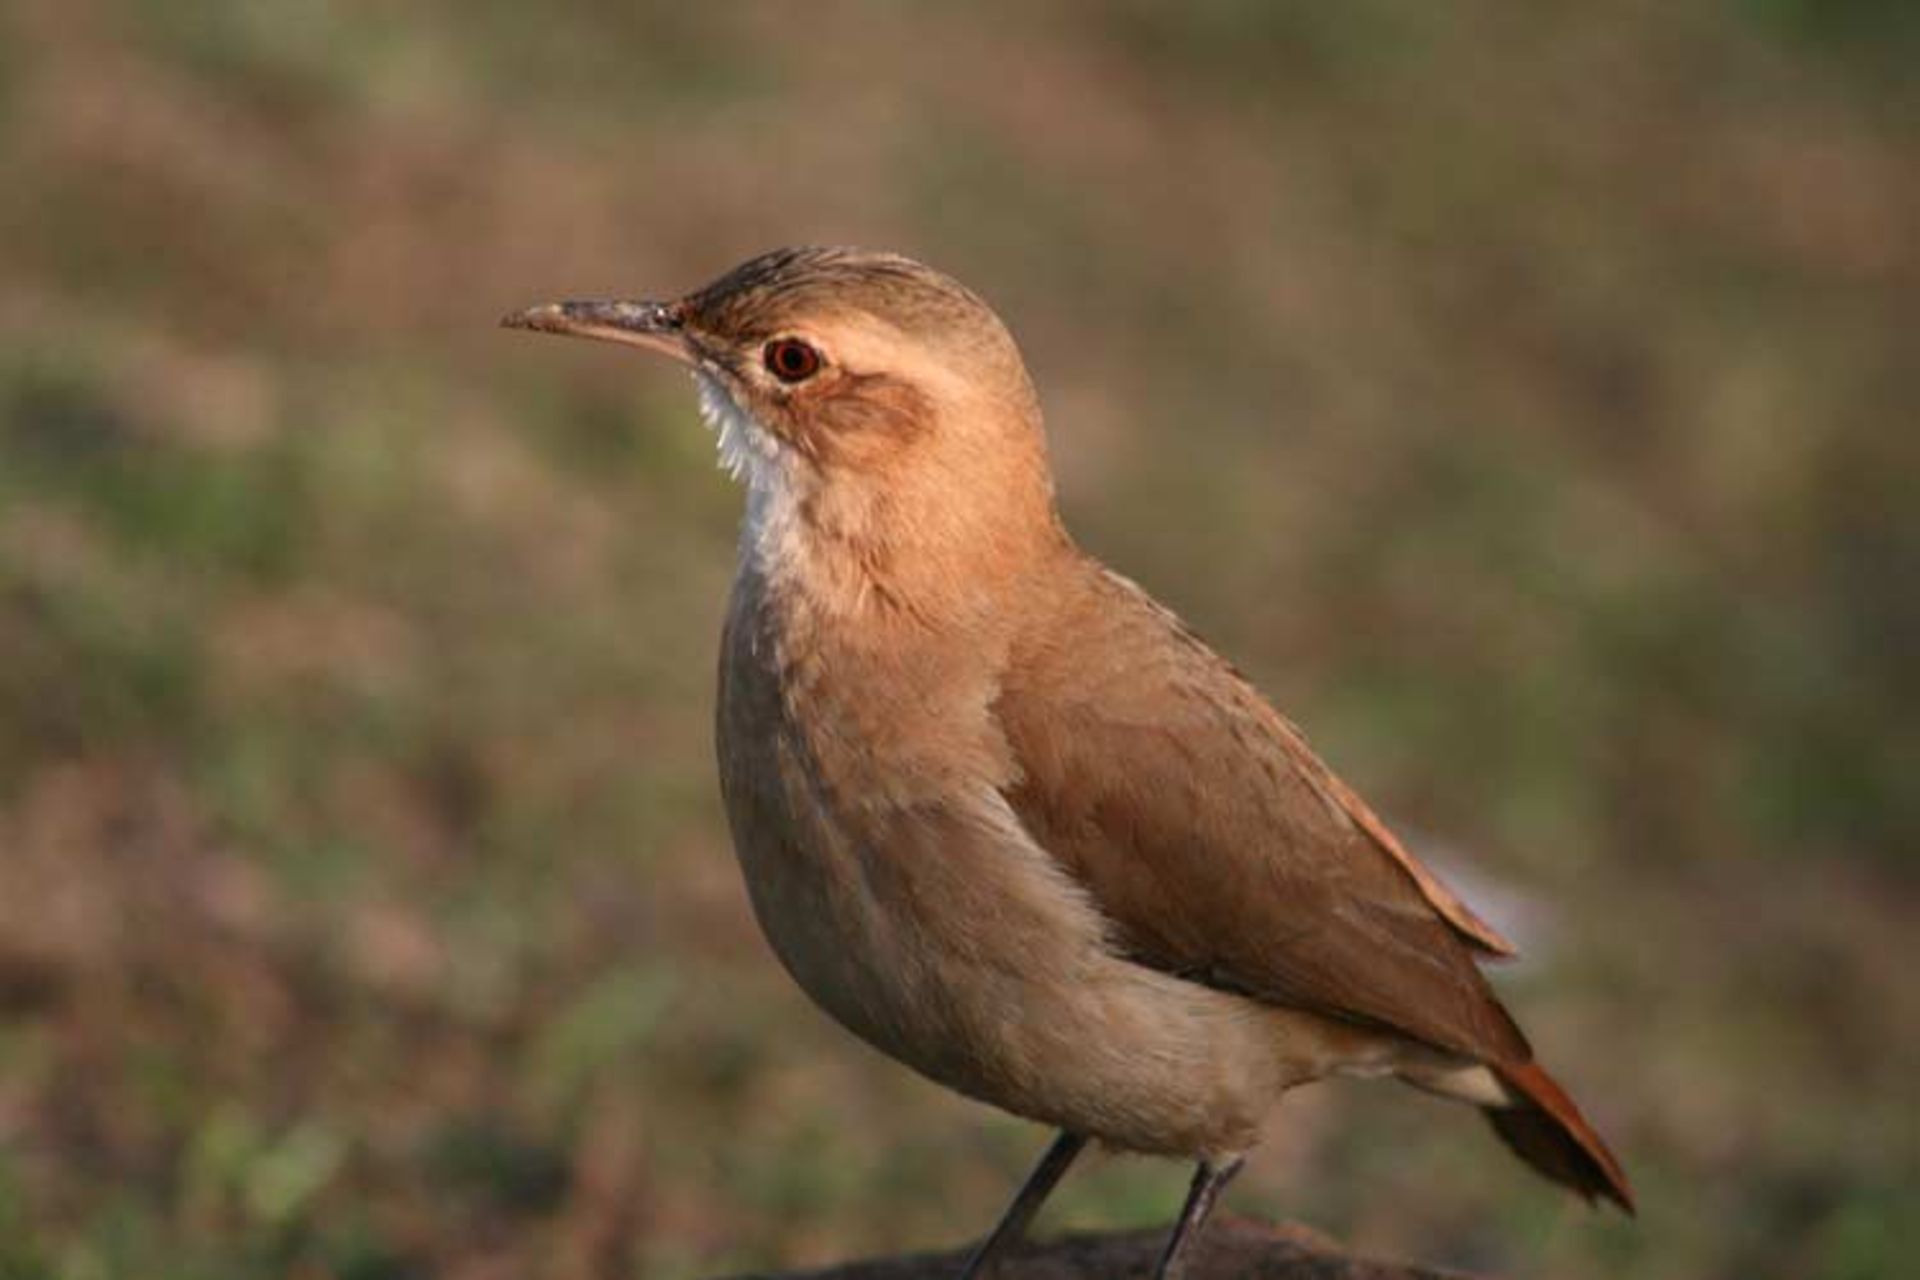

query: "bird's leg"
(1150, 1155), (1244, 1280)
(957, 1130), (1087, 1279)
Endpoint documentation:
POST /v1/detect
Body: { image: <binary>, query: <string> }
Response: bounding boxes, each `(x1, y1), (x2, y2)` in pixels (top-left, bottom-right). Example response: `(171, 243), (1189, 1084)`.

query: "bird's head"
(504, 248), (1053, 512)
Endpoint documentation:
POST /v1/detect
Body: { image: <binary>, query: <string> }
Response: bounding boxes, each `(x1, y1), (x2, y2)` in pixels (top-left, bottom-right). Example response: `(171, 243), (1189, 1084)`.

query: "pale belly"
(710, 567), (1416, 1156)
(715, 689), (1373, 1158)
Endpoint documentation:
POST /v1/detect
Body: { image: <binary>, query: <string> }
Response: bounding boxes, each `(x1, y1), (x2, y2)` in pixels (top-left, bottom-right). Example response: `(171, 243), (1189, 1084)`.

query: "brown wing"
(994, 567), (1528, 1064)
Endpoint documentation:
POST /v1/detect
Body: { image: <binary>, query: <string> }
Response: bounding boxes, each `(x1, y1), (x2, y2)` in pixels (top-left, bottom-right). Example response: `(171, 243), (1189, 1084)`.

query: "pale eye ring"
(764, 338), (822, 383)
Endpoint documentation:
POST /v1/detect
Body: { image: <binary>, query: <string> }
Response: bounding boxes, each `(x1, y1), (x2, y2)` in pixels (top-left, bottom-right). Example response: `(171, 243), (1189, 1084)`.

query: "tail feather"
(1487, 1060), (1635, 1214)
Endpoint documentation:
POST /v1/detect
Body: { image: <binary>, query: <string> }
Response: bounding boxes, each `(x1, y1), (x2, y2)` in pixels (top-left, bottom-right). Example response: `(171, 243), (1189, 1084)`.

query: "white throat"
(696, 372), (782, 489)
(694, 372), (805, 575)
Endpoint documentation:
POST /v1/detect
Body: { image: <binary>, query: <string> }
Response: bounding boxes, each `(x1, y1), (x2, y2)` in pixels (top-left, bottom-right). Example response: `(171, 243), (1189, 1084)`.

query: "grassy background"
(1, 2), (1916, 1277)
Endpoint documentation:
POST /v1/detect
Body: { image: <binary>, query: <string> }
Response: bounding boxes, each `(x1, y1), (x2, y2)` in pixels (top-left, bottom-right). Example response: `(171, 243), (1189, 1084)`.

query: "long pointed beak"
(500, 299), (690, 361)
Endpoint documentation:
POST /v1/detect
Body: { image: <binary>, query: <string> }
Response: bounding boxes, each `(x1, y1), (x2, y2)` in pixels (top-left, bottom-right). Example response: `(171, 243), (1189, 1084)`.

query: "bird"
(502, 247), (1633, 1279)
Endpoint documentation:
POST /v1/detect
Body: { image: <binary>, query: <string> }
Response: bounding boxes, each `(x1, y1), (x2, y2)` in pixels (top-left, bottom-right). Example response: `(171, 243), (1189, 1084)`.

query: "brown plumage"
(503, 246), (1634, 1277)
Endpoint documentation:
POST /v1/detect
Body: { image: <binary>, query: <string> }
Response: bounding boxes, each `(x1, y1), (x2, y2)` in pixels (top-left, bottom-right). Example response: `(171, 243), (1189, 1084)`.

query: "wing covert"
(993, 569), (1528, 1064)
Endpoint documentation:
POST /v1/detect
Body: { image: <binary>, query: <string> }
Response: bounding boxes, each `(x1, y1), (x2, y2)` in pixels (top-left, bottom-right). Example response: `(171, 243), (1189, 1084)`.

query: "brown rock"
(721, 1219), (1474, 1280)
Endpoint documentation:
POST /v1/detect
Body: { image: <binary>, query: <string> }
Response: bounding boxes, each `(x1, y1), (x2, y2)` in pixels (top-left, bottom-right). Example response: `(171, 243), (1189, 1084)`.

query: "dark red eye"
(764, 338), (822, 383)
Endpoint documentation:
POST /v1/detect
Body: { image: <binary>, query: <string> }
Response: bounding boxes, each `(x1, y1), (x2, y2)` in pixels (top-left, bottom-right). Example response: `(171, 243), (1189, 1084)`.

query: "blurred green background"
(1, 2), (1916, 1277)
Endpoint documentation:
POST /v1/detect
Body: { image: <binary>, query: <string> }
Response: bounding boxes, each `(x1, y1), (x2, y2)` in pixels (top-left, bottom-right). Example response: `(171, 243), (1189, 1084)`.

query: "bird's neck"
(701, 374), (1066, 632)
(740, 453), (1065, 635)
(723, 445), (1073, 810)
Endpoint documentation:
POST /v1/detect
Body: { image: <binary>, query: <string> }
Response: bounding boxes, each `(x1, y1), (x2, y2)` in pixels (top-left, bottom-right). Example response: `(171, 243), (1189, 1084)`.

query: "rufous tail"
(1485, 1060), (1635, 1213)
